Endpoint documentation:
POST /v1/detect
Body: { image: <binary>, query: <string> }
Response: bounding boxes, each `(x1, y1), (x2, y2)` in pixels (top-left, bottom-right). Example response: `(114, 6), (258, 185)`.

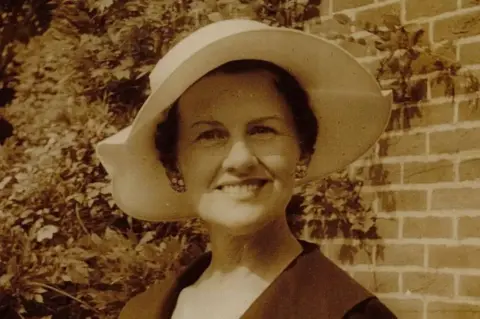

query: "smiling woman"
(95, 19), (395, 319)
(156, 60), (317, 236)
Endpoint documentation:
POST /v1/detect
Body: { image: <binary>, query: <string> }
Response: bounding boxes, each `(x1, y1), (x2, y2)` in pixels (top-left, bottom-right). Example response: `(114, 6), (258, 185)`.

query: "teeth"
(221, 183), (262, 194)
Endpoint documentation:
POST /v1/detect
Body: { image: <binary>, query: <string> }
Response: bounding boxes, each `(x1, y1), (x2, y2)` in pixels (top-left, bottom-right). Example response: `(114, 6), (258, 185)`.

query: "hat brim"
(96, 20), (392, 222)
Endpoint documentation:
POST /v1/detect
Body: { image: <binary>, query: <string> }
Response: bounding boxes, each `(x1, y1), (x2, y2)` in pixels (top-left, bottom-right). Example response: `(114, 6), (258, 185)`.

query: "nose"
(222, 140), (258, 174)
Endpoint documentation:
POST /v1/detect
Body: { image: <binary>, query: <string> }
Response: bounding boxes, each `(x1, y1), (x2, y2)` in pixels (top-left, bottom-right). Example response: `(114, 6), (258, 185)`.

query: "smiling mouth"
(215, 180), (268, 195)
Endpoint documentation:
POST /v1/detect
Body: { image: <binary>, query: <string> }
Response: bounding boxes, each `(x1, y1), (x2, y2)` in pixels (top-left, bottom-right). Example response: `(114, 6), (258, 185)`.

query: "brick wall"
(309, 1), (480, 318)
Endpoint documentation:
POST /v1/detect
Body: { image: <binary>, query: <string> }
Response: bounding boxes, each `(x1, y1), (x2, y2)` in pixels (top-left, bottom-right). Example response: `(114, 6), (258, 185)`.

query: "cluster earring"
(167, 166), (186, 193)
(170, 176), (186, 193)
(295, 163), (308, 180)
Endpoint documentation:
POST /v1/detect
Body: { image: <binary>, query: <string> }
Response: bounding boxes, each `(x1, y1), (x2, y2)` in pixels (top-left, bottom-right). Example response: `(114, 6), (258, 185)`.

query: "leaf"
(112, 69), (131, 80)
(412, 29), (425, 45)
(383, 14), (401, 31)
(304, 6), (320, 20)
(91, 69), (108, 78)
(108, 199), (116, 208)
(36, 225), (59, 242)
(138, 231), (156, 246)
(135, 64), (154, 80)
(100, 184), (112, 194)
(91, 233), (103, 246)
(357, 38), (367, 45)
(207, 12), (223, 22)
(434, 60), (445, 70)
(333, 13), (352, 25)
(0, 176), (12, 189)
(34, 294), (44, 303)
(96, 0), (114, 13)
(387, 57), (400, 73)
(375, 40), (392, 51)
(0, 274), (14, 287)
(67, 263), (90, 284)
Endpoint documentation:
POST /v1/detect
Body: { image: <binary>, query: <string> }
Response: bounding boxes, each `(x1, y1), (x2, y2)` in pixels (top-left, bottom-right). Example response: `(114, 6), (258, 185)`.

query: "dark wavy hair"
(155, 59), (319, 172)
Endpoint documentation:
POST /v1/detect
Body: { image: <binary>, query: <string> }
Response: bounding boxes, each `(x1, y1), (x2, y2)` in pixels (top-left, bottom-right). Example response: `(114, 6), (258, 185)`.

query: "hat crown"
(148, 19), (269, 91)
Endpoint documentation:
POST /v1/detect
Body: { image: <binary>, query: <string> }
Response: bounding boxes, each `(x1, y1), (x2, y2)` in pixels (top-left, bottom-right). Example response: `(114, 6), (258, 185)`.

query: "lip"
(214, 178), (269, 190)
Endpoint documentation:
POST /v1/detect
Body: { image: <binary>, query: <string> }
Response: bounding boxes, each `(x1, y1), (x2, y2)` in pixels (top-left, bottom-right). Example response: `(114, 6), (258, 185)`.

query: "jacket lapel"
(241, 242), (373, 319)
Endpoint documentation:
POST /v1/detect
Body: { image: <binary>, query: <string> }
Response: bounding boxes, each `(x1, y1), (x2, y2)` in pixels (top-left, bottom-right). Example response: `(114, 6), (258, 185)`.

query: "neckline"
(166, 239), (319, 318)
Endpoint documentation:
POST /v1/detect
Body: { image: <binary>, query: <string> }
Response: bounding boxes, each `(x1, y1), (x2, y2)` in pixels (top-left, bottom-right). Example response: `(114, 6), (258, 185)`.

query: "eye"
(195, 129), (226, 141)
(249, 125), (277, 136)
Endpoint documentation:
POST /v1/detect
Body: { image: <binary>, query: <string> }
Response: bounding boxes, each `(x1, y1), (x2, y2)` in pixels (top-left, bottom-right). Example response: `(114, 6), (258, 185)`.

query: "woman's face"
(176, 70), (302, 235)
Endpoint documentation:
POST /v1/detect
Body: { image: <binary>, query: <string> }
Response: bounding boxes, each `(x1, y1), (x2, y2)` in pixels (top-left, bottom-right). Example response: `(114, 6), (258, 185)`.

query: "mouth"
(215, 179), (269, 196)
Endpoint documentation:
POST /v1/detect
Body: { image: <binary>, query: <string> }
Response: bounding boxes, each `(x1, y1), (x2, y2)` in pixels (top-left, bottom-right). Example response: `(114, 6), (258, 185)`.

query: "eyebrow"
(190, 120), (222, 128)
(191, 116), (283, 128)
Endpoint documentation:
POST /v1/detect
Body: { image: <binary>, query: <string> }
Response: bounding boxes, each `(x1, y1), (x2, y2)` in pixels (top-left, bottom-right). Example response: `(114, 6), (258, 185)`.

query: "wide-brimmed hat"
(95, 19), (392, 222)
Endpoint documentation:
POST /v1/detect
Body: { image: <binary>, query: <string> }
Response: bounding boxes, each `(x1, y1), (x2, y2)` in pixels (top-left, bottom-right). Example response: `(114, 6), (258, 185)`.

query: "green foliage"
(1, 0), (479, 317)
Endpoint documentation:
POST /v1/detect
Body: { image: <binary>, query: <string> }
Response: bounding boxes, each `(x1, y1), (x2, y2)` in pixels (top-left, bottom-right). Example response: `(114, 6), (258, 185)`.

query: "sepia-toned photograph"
(1, 0), (480, 318)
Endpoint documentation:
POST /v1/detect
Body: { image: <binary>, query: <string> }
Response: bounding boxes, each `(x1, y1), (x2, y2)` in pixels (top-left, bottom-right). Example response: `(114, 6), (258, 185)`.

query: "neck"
(204, 217), (302, 282)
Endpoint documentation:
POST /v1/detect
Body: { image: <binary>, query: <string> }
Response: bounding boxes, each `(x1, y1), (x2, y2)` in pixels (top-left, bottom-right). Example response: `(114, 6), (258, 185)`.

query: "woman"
(96, 19), (395, 318)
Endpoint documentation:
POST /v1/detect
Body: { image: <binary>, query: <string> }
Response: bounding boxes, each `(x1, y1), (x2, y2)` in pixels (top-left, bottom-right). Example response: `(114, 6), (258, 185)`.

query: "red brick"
(381, 298), (423, 319)
(403, 217), (453, 238)
(462, 0), (480, 8)
(308, 17), (351, 36)
(378, 133), (426, 157)
(433, 41), (458, 61)
(431, 69), (480, 98)
(459, 275), (480, 297)
(429, 128), (480, 154)
(434, 11), (480, 42)
(432, 187), (480, 210)
(377, 244), (425, 266)
(458, 216), (480, 238)
(333, 0), (374, 12)
(403, 103), (454, 129)
(378, 190), (427, 212)
(353, 271), (399, 293)
(403, 160), (454, 184)
(354, 163), (401, 186)
(376, 217), (400, 239)
(319, 0), (330, 16)
(458, 100), (480, 122)
(338, 40), (372, 58)
(428, 301), (480, 319)
(326, 243), (373, 265)
(460, 41), (480, 65)
(406, 0), (457, 20)
(459, 158), (480, 181)
(429, 245), (480, 268)
(388, 101), (453, 132)
(355, 3), (401, 27)
(403, 272), (454, 297)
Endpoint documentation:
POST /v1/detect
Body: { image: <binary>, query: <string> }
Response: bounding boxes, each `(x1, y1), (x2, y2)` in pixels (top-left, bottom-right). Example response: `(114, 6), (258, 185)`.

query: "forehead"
(177, 70), (291, 122)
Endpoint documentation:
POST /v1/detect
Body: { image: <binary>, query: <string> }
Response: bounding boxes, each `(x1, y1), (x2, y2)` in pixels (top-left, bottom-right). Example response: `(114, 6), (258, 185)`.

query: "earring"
(169, 173), (186, 193)
(295, 163), (308, 179)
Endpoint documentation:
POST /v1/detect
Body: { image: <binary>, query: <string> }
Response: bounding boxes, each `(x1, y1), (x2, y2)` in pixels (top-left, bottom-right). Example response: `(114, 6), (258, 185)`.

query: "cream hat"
(95, 19), (392, 222)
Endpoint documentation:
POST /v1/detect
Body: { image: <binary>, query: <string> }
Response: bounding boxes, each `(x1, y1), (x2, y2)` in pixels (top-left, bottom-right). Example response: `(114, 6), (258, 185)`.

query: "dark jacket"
(119, 240), (397, 319)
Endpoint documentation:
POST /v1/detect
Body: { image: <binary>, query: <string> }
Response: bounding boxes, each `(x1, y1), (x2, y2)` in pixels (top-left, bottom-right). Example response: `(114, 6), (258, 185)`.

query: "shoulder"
(118, 280), (167, 319)
(343, 297), (398, 319)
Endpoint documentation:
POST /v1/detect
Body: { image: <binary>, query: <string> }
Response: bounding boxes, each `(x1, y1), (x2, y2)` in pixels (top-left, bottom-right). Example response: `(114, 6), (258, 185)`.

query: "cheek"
(254, 140), (300, 178)
(178, 147), (218, 187)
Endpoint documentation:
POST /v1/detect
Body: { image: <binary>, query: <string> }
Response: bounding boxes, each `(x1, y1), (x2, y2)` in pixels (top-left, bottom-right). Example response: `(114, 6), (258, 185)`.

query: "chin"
(200, 205), (277, 236)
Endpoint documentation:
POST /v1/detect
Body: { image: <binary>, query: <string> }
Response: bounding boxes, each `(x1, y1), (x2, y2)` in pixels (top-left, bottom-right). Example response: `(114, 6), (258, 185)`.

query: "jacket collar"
(120, 240), (373, 319)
